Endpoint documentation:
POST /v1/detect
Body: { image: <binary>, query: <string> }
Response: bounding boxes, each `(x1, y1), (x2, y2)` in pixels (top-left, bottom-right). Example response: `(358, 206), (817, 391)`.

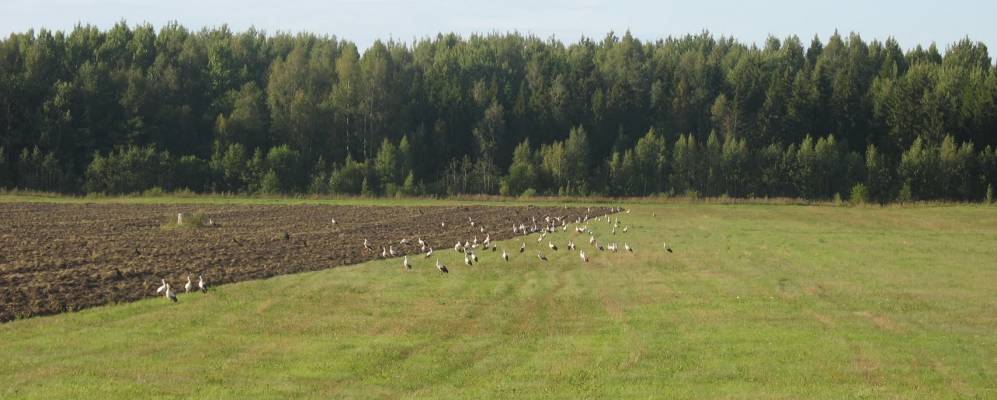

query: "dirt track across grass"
(0, 202), (613, 322)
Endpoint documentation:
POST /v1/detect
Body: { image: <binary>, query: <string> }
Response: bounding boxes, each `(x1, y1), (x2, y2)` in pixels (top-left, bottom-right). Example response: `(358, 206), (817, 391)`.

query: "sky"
(2, 0), (995, 52)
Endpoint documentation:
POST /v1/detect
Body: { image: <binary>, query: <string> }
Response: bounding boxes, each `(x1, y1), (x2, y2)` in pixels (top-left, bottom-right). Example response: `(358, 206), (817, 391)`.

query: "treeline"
(0, 23), (995, 202)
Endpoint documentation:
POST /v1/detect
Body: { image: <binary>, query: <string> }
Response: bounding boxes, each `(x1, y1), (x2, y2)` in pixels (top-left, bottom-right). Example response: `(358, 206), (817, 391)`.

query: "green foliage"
(850, 183), (868, 205)
(213, 143), (248, 192)
(401, 170), (418, 196)
(16, 147), (68, 192)
(308, 157), (330, 195)
(374, 138), (399, 191)
(0, 25), (994, 202)
(329, 155), (368, 195)
(265, 145), (303, 193)
(898, 182), (914, 203)
(84, 146), (169, 194)
(174, 155), (211, 192)
(563, 126), (590, 195)
(865, 144), (893, 204)
(360, 177), (372, 197)
(259, 169), (280, 194)
(0, 147), (11, 188)
(633, 128), (668, 195)
(506, 139), (537, 196)
(670, 134), (699, 195)
(899, 137), (941, 200)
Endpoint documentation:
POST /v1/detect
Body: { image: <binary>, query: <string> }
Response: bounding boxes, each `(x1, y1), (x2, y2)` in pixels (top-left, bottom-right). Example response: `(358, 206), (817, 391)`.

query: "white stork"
(165, 283), (177, 302)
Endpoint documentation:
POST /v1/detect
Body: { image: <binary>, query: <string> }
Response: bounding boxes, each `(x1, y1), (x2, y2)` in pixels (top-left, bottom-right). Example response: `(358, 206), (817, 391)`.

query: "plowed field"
(0, 203), (612, 321)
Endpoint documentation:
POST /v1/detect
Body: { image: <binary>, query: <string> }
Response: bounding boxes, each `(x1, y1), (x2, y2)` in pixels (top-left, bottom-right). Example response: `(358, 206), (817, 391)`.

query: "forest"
(1, 22), (995, 202)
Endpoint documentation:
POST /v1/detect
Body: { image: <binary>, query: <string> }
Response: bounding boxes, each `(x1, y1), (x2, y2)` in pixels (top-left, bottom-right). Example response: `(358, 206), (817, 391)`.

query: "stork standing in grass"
(580, 250), (588, 262)
(425, 247), (433, 258)
(184, 274), (193, 293)
(625, 243), (633, 252)
(664, 243), (673, 253)
(436, 259), (449, 274)
(520, 241), (526, 253)
(198, 275), (208, 293)
(156, 278), (167, 295)
(502, 249), (509, 262)
(403, 255), (412, 270)
(537, 252), (548, 262)
(165, 283), (177, 302)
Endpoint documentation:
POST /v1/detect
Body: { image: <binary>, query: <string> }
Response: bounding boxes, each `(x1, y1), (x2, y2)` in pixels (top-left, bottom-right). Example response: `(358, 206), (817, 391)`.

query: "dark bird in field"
(282, 232), (290, 241)
(436, 259), (449, 274)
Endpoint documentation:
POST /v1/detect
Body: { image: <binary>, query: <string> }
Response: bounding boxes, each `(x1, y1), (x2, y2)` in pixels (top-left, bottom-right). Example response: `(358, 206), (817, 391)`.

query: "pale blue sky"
(2, 0), (994, 52)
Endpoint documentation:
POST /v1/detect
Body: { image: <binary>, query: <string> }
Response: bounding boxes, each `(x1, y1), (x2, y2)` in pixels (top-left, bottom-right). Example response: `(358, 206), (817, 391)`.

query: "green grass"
(1, 201), (996, 399)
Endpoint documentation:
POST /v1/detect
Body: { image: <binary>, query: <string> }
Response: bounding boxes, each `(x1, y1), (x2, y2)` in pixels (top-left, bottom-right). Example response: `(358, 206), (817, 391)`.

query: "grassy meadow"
(1, 198), (995, 399)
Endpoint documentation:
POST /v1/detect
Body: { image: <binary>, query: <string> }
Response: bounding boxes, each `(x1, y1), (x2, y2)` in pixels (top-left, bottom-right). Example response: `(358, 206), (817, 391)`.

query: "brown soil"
(0, 202), (613, 322)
